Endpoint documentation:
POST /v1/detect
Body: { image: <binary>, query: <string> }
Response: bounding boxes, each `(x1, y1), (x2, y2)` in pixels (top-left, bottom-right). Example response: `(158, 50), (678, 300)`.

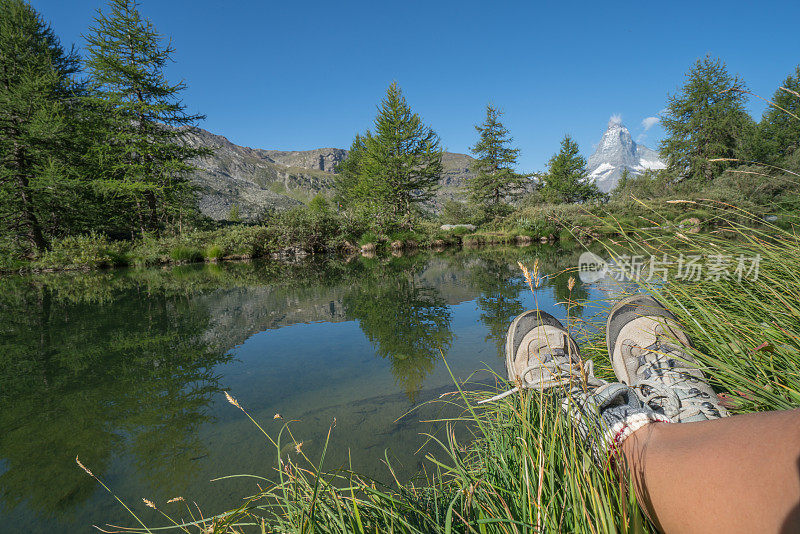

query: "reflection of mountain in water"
(197, 257), (490, 352)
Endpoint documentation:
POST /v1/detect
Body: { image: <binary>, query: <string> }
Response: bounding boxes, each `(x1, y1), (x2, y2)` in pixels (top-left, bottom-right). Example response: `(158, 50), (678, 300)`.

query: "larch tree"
(469, 104), (527, 207)
(540, 135), (602, 204)
(758, 65), (800, 165)
(659, 56), (752, 182)
(83, 0), (206, 235)
(336, 82), (442, 227)
(0, 0), (82, 253)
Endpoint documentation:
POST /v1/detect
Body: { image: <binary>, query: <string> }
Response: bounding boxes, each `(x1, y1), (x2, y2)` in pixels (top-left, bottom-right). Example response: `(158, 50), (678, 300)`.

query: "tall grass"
(80, 203), (800, 533)
(79, 381), (644, 533)
(596, 200), (800, 412)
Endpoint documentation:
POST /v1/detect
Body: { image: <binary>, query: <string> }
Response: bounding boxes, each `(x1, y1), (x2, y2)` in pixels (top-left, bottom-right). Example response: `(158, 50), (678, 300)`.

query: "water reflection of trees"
(0, 248), (602, 523)
(343, 260), (453, 402)
(467, 256), (526, 358)
(0, 279), (231, 517)
(462, 244), (604, 354)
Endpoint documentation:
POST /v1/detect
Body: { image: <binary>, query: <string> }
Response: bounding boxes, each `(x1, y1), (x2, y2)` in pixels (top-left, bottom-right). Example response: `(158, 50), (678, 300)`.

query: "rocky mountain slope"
(586, 118), (666, 192)
(182, 127), (476, 221)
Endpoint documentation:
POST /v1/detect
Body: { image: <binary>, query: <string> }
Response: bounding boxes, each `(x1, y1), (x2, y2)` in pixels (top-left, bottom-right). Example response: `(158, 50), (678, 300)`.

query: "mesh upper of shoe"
(616, 318), (729, 422)
(480, 322), (604, 404)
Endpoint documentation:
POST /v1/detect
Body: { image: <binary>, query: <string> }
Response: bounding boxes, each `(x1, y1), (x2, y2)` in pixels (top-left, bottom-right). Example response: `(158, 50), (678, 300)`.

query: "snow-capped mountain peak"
(586, 118), (666, 192)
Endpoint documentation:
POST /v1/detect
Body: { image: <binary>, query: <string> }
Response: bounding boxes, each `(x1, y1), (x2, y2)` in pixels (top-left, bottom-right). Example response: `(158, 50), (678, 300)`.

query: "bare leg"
(621, 408), (800, 534)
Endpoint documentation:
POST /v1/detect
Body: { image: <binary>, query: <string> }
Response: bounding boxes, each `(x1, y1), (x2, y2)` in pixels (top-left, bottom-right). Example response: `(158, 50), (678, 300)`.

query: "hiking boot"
(606, 294), (729, 423)
(480, 310), (604, 403)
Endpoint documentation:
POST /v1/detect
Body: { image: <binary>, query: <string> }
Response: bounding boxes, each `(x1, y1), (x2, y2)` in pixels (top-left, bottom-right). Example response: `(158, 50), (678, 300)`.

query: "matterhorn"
(586, 117), (666, 192)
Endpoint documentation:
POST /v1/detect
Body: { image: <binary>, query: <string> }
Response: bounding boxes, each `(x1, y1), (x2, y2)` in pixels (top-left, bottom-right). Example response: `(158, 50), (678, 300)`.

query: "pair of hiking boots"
(490, 294), (729, 459)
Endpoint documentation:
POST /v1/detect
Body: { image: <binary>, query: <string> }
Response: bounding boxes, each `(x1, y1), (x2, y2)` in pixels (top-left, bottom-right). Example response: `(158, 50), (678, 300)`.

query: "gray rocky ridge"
(182, 127), (476, 221)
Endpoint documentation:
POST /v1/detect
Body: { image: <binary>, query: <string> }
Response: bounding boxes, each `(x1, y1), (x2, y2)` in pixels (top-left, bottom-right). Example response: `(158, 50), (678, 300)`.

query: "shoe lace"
(635, 341), (716, 420)
(479, 345), (605, 405)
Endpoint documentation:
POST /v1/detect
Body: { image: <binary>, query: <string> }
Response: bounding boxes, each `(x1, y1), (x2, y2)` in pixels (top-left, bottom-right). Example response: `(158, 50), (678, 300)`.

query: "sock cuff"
(606, 412), (672, 460)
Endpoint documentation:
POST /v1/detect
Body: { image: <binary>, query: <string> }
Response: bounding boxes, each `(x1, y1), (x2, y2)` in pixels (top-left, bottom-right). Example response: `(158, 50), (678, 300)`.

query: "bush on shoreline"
(7, 183), (797, 274)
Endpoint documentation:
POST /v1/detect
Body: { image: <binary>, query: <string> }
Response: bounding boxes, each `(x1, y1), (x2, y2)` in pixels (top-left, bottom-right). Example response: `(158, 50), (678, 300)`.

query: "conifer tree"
(758, 65), (800, 164)
(469, 105), (527, 207)
(0, 0), (82, 253)
(335, 133), (377, 208)
(540, 135), (602, 203)
(84, 0), (205, 235)
(336, 82), (442, 226)
(660, 56), (752, 181)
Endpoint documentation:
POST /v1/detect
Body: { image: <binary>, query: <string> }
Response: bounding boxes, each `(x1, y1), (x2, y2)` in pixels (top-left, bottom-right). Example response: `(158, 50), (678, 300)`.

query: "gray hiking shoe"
(481, 309), (671, 460)
(606, 294), (730, 423)
(480, 310), (604, 403)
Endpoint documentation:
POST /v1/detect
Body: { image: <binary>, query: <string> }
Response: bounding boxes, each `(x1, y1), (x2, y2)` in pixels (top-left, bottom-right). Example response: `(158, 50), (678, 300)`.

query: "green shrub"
(169, 246), (203, 262)
(216, 225), (272, 257)
(358, 231), (380, 247)
(205, 244), (224, 260)
(449, 225), (474, 236)
(440, 200), (489, 226)
(34, 233), (129, 270)
(270, 207), (342, 251)
(516, 217), (550, 236)
(308, 193), (331, 213)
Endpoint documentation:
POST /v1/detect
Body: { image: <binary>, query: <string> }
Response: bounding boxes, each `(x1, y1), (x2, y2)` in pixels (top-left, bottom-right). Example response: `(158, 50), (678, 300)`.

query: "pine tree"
(84, 0), (206, 235)
(335, 82), (442, 226)
(468, 104), (527, 207)
(540, 135), (602, 203)
(0, 0), (82, 253)
(660, 56), (752, 181)
(758, 65), (800, 164)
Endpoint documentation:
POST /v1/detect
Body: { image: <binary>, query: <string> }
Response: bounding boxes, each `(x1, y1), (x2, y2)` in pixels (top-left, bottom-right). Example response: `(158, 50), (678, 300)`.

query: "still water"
(0, 245), (611, 533)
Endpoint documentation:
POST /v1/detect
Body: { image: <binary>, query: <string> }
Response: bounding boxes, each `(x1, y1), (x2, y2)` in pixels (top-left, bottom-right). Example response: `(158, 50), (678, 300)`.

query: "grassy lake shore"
(5, 195), (788, 274)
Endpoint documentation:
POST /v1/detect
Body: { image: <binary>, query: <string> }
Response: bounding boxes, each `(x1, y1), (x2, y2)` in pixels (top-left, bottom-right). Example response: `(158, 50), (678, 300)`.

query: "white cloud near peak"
(641, 116), (660, 131)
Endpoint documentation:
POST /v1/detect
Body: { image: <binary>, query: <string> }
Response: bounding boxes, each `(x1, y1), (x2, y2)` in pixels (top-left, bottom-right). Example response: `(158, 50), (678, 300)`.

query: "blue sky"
(31, 0), (800, 172)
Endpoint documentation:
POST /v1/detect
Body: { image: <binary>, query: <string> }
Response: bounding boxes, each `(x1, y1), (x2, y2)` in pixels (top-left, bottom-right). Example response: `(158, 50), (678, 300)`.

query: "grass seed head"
(225, 391), (242, 410)
(75, 456), (94, 478)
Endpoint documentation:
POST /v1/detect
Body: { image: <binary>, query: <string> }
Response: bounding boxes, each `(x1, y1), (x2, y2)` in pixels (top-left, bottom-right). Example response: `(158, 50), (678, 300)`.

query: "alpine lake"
(0, 244), (618, 533)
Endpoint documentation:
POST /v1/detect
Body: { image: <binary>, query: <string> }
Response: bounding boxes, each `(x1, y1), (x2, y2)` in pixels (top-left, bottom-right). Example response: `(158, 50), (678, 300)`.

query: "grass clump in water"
(205, 244), (224, 260)
(169, 245), (204, 263)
